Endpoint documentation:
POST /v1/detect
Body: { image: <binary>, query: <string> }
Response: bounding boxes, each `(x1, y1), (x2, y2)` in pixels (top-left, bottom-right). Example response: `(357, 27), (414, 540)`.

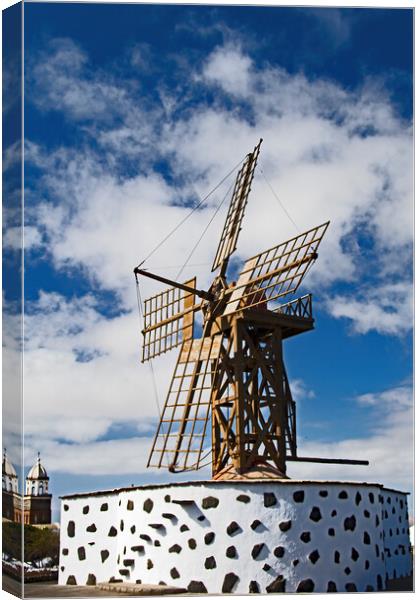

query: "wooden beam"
(142, 303), (201, 335)
(135, 268), (212, 301)
(240, 253), (317, 290)
(286, 456), (369, 466)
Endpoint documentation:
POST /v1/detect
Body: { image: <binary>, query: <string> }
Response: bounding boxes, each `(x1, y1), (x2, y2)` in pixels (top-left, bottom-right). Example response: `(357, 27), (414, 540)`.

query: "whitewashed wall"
(381, 489), (411, 581)
(58, 480), (411, 593)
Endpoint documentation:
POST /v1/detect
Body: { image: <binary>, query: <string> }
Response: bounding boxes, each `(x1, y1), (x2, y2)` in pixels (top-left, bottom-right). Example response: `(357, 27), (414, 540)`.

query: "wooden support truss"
(211, 313), (297, 477)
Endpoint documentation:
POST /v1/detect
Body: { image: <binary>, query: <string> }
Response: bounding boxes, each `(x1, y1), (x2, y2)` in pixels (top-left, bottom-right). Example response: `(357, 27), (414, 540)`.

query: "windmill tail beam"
(135, 267), (213, 301)
(286, 456), (369, 466)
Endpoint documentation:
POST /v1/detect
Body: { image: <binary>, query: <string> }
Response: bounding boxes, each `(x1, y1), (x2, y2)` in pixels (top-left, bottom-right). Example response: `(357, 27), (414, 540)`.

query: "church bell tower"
(24, 453), (52, 525)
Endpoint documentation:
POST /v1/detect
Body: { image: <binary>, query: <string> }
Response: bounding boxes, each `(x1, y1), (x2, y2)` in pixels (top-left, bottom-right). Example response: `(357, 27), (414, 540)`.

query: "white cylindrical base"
(59, 479), (411, 593)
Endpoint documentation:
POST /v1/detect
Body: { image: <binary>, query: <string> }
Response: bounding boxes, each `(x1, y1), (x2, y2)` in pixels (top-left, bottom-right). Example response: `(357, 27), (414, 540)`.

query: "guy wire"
(136, 155), (247, 269)
(135, 274), (171, 468)
(260, 166), (317, 256)
(260, 167), (300, 234)
(176, 178), (236, 281)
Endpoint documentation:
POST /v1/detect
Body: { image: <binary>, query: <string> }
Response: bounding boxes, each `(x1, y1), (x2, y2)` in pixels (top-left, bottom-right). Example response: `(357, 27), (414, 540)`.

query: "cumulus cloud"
(357, 385), (412, 409)
(3, 226), (41, 251)
(201, 43), (252, 97)
(289, 383), (413, 497)
(29, 38), (125, 121)
(27, 38), (157, 168)
(2, 140), (21, 173)
(17, 36), (413, 484)
(20, 292), (178, 445)
(290, 379), (315, 402)
(27, 41), (413, 307)
(327, 281), (413, 335)
(25, 438), (153, 477)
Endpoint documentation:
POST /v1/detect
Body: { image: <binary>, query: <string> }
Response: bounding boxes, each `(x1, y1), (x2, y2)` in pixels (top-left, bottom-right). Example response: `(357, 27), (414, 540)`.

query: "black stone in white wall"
(309, 507), (322, 522)
(202, 496), (219, 509)
(264, 493), (277, 507)
(266, 575), (285, 593)
(227, 521), (241, 536)
(296, 579), (314, 592)
(204, 532), (215, 544)
(344, 515), (356, 531)
(293, 491), (305, 503)
(188, 581), (208, 593)
(222, 572), (239, 593)
(67, 521), (75, 537)
(204, 556), (216, 569)
(237, 494), (250, 503)
(279, 520), (291, 532)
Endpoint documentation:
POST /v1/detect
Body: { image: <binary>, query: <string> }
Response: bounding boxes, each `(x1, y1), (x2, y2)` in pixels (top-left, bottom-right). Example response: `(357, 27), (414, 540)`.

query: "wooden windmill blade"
(212, 139), (263, 274)
(224, 221), (330, 315)
(147, 333), (224, 471)
(141, 277), (200, 362)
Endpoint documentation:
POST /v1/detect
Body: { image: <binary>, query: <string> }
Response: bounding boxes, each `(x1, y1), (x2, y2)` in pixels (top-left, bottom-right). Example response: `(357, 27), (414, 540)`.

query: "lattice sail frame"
(142, 278), (198, 362)
(212, 139), (262, 273)
(144, 221), (329, 471)
(139, 139), (331, 474)
(148, 313), (299, 474)
(224, 221), (329, 315)
(147, 333), (223, 470)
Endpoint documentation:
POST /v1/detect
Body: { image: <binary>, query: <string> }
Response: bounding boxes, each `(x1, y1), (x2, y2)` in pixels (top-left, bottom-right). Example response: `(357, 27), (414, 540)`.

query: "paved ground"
(2, 577), (186, 598)
(2, 573), (414, 597)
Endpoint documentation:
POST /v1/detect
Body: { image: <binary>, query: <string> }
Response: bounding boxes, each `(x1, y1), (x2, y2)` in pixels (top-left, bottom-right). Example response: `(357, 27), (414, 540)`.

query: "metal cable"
(260, 167), (300, 234)
(145, 262), (212, 271)
(136, 156), (247, 269)
(260, 166), (317, 257)
(135, 275), (174, 468)
(176, 178), (236, 281)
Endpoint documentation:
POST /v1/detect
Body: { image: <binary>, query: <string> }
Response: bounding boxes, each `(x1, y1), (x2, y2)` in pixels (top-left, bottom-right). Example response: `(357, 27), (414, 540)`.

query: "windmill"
(134, 139), (368, 479)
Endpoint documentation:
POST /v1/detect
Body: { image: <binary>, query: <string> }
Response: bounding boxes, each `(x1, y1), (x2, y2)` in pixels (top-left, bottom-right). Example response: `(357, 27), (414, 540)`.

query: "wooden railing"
(276, 294), (313, 319)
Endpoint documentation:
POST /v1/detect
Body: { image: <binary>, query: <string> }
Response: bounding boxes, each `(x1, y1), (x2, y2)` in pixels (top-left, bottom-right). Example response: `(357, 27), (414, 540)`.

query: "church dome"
(2, 449), (17, 478)
(27, 453), (48, 480)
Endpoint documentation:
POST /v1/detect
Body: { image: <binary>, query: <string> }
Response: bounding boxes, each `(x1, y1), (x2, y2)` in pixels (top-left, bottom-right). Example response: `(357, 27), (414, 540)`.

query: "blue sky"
(3, 2), (413, 520)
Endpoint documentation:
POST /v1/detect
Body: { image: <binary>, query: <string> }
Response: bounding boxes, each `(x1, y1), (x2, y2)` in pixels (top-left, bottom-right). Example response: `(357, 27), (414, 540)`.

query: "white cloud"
(290, 379), (315, 402)
(19, 38), (412, 481)
(289, 383), (413, 497)
(3, 226), (42, 251)
(201, 44), (252, 97)
(2, 140), (21, 173)
(27, 41), (413, 303)
(327, 281), (413, 335)
(356, 385), (412, 410)
(25, 438), (152, 477)
(19, 292), (177, 447)
(28, 38), (156, 165)
(30, 38), (123, 121)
